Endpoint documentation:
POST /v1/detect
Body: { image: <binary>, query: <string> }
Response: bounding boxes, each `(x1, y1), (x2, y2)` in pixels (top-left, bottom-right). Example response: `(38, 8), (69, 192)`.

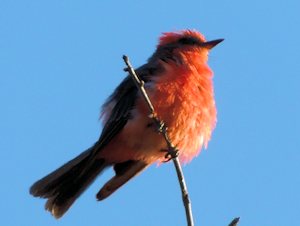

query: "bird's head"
(158, 30), (223, 51)
(152, 30), (223, 65)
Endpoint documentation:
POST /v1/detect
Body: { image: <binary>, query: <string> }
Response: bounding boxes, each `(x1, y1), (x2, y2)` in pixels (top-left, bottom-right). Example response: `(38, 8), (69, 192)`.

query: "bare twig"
(123, 55), (194, 226)
(228, 217), (240, 226)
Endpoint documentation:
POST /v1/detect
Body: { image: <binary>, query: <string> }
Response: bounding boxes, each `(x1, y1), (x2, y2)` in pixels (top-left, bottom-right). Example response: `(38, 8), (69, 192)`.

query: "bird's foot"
(161, 148), (179, 162)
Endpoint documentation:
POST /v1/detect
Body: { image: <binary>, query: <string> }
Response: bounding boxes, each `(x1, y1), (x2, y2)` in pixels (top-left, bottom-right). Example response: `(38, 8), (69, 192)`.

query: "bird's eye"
(178, 37), (199, 45)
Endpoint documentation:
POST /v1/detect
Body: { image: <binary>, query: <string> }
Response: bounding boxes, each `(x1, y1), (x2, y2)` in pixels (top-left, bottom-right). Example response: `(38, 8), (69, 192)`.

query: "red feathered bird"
(30, 30), (223, 218)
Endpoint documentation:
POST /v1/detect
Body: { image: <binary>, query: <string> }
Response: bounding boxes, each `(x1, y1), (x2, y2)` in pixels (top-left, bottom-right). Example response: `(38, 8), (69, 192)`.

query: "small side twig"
(228, 217), (240, 226)
(123, 55), (194, 226)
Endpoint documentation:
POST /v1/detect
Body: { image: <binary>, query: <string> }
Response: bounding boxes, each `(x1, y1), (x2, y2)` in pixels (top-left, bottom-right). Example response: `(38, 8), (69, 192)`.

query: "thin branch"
(123, 55), (194, 226)
(123, 55), (155, 114)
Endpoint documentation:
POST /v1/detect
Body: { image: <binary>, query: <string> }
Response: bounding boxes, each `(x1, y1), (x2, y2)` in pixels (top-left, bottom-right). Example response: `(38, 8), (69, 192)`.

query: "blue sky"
(1, 1), (300, 226)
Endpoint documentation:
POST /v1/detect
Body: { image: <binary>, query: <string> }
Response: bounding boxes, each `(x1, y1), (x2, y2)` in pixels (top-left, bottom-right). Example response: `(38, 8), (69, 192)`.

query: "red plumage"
(30, 30), (222, 218)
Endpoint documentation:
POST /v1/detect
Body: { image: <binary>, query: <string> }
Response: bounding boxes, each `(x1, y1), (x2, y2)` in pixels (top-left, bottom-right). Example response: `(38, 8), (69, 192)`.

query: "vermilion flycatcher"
(30, 30), (223, 218)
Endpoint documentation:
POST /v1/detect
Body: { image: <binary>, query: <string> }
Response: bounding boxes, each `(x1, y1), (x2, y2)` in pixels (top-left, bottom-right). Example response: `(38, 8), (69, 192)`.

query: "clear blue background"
(1, 1), (299, 226)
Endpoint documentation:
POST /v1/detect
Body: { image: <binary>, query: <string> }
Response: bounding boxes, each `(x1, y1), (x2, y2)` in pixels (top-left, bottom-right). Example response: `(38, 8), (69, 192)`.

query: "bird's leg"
(148, 112), (179, 162)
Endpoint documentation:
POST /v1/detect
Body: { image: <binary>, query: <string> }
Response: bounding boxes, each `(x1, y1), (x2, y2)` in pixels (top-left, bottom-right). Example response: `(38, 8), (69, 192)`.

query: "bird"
(30, 29), (223, 218)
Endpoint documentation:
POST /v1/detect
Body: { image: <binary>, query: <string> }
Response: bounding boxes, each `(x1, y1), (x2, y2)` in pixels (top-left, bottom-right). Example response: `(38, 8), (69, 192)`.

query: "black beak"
(201, 39), (224, 50)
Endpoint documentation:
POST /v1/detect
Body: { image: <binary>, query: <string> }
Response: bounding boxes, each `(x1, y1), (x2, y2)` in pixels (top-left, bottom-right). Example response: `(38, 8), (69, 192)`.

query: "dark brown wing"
(93, 76), (138, 151)
(91, 55), (165, 154)
(92, 62), (163, 153)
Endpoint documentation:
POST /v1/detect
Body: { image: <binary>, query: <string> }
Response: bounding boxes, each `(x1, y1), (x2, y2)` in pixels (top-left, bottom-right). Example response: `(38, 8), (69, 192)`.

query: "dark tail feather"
(97, 160), (148, 200)
(30, 147), (107, 218)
